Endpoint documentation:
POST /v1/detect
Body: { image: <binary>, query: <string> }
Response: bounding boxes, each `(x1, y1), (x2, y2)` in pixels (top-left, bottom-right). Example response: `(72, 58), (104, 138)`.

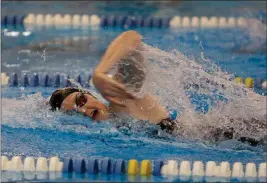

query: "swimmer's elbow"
(121, 30), (142, 42)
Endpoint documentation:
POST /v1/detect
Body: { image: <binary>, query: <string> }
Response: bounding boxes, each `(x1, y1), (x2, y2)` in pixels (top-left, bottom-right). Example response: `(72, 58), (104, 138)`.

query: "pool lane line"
(2, 72), (266, 90)
(1, 14), (262, 29)
(1, 155), (266, 180)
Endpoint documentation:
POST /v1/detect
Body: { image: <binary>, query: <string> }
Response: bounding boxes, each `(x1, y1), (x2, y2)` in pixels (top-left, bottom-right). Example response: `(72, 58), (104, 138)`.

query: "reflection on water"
(1, 171), (265, 182)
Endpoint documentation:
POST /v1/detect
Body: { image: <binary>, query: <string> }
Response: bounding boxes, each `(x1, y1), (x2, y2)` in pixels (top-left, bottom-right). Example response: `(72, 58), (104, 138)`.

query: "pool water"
(2, 25), (266, 78)
(1, 24), (266, 182)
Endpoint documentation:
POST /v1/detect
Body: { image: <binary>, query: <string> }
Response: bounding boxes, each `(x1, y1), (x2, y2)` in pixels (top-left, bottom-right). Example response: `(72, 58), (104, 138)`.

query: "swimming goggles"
(75, 92), (99, 118)
(75, 91), (97, 108)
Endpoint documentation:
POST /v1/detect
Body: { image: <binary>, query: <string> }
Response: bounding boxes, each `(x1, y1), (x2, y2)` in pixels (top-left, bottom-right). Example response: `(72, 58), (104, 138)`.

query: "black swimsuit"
(157, 119), (263, 146)
(157, 119), (177, 133)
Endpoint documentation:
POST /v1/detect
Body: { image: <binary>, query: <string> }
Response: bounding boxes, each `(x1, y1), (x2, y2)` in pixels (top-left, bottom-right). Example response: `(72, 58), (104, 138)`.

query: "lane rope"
(2, 72), (266, 90)
(1, 155), (266, 179)
(1, 14), (261, 28)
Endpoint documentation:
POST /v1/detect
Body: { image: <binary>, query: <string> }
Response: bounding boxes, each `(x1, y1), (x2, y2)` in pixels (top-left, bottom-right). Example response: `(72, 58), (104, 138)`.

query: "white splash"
(139, 43), (266, 142)
(1, 92), (55, 128)
(1, 44), (266, 143)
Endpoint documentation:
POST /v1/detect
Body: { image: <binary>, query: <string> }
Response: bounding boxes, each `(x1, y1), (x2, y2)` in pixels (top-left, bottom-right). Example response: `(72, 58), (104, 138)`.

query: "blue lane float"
(63, 158), (74, 173)
(116, 16), (127, 27)
(255, 78), (264, 88)
(87, 159), (99, 174)
(74, 159), (86, 174)
(162, 17), (171, 28)
(143, 17), (153, 27)
(1, 16), (8, 25)
(153, 160), (163, 176)
(23, 74), (29, 87)
(107, 15), (116, 27)
(114, 159), (126, 174)
(12, 15), (25, 25)
(125, 16), (137, 28)
(101, 158), (112, 174)
(44, 75), (50, 87)
(152, 18), (162, 28)
(33, 74), (39, 87)
(135, 16), (144, 27)
(12, 73), (18, 86)
(54, 74), (61, 87)
(7, 73), (94, 88)
(100, 15), (109, 27)
(2, 15), (25, 26)
(98, 15), (168, 28)
(5, 73), (266, 91)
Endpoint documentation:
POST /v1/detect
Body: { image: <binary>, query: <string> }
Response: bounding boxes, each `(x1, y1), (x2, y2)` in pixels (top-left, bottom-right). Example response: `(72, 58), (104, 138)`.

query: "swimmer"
(50, 31), (171, 124)
(49, 30), (266, 146)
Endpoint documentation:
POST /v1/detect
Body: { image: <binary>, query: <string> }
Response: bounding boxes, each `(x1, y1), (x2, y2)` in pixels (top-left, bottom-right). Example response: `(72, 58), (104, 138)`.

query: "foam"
(139, 44), (266, 142)
(2, 43), (266, 144)
(1, 41), (266, 144)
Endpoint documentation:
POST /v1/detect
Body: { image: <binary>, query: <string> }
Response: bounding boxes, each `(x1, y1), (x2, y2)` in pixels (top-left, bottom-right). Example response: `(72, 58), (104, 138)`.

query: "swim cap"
(49, 87), (83, 111)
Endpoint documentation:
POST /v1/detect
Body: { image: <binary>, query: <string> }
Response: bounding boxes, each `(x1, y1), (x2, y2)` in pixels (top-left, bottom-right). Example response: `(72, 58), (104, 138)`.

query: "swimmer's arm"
(92, 30), (142, 106)
(94, 30), (142, 73)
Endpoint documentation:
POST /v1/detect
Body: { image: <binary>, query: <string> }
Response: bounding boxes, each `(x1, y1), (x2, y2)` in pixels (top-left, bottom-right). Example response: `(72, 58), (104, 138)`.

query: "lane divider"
(74, 158), (86, 174)
(2, 72), (266, 91)
(1, 156), (266, 180)
(140, 160), (152, 175)
(114, 159), (126, 174)
(63, 158), (73, 173)
(127, 159), (139, 175)
(87, 158), (99, 174)
(219, 161), (231, 177)
(245, 163), (257, 177)
(10, 156), (23, 171)
(36, 157), (48, 171)
(205, 161), (213, 176)
(1, 73), (93, 88)
(180, 161), (191, 176)
(23, 157), (35, 172)
(192, 161), (204, 176)
(259, 163), (267, 177)
(153, 160), (163, 176)
(1, 156), (9, 171)
(1, 14), (260, 28)
(101, 158), (112, 174)
(1, 15), (25, 26)
(232, 162), (244, 178)
(161, 160), (179, 175)
(235, 76), (267, 90)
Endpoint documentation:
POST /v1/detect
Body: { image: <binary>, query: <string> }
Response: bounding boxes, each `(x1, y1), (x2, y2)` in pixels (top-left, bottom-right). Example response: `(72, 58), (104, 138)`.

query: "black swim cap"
(49, 87), (82, 111)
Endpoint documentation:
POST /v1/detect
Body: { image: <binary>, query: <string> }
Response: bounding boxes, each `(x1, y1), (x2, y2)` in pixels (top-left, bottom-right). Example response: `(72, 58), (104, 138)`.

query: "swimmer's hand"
(92, 72), (135, 107)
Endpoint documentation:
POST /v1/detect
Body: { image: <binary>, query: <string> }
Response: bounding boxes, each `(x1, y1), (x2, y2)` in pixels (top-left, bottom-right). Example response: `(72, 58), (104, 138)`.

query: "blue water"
(1, 25), (266, 182)
(2, 26), (266, 79)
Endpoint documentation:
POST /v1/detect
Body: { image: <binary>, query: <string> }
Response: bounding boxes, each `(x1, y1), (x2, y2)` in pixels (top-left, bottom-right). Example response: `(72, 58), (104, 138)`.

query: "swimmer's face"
(61, 92), (109, 121)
